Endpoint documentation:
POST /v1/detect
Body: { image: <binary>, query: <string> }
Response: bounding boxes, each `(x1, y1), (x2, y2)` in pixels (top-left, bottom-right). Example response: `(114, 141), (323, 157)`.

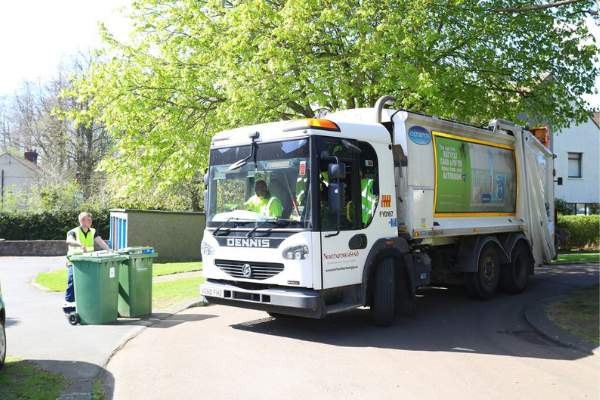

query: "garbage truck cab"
(200, 96), (556, 326)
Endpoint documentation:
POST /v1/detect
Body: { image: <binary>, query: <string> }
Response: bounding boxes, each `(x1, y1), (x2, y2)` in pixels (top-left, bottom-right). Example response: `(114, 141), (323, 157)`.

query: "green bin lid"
(68, 251), (127, 263)
(116, 246), (155, 255)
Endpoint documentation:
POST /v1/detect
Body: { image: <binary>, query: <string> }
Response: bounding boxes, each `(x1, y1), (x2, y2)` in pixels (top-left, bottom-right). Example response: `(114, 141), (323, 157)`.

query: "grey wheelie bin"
(68, 252), (126, 325)
(116, 247), (157, 317)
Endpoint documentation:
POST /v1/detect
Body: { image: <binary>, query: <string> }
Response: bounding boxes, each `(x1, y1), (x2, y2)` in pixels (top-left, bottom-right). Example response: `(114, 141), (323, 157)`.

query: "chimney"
(24, 149), (38, 165)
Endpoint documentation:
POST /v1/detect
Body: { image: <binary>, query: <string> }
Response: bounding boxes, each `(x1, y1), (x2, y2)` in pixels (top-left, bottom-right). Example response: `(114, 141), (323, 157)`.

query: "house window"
(568, 153), (582, 178)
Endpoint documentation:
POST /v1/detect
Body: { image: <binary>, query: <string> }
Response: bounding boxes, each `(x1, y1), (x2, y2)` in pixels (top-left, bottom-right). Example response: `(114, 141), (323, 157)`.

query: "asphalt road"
(106, 263), (599, 400)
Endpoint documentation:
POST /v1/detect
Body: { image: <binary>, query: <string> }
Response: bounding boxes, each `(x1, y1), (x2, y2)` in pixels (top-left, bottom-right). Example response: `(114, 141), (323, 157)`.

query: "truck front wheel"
(466, 244), (500, 299)
(371, 257), (395, 326)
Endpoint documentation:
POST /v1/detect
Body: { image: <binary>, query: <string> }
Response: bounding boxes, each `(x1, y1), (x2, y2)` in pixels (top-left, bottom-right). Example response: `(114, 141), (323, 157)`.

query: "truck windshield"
(206, 139), (311, 229)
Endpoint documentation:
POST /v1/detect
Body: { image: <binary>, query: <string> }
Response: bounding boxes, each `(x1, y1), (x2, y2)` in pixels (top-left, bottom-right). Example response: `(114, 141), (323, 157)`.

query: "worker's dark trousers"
(62, 264), (76, 314)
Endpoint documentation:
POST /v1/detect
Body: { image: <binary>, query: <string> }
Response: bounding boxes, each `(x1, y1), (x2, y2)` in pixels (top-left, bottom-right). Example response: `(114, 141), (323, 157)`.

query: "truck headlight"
(282, 244), (309, 260)
(201, 242), (214, 256)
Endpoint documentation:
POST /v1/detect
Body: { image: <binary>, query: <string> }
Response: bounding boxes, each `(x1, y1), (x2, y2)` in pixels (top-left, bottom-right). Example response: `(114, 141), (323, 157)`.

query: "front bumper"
(200, 280), (326, 319)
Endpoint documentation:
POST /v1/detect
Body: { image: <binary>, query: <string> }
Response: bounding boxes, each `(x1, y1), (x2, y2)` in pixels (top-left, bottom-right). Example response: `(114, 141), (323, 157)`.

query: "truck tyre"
(0, 318), (5, 369)
(371, 257), (395, 326)
(466, 244), (500, 299)
(500, 243), (530, 294)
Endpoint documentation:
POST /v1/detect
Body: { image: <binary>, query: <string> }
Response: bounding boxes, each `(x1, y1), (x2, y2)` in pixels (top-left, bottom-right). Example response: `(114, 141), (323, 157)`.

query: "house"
(0, 149), (40, 202)
(551, 112), (600, 215)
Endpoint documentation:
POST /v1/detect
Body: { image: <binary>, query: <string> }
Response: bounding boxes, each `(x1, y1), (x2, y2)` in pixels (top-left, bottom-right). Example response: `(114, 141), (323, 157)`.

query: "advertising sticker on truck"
(433, 131), (517, 215)
(408, 125), (432, 145)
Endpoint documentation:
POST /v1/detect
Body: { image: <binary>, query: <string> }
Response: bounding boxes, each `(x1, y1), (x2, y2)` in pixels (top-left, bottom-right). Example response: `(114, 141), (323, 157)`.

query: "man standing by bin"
(63, 212), (110, 316)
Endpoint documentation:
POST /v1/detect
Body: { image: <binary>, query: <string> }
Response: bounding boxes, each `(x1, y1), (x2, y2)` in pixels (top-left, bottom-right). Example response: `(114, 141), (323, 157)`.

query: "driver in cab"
(233, 180), (282, 218)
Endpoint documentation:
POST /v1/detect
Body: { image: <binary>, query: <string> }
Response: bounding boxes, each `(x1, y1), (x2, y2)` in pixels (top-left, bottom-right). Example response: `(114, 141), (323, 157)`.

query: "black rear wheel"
(500, 242), (531, 294)
(371, 257), (395, 326)
(466, 244), (500, 299)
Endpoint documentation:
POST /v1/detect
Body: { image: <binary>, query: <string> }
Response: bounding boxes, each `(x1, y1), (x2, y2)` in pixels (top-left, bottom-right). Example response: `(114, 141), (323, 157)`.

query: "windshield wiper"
(246, 218), (297, 237)
(246, 218), (276, 237)
(212, 217), (236, 236)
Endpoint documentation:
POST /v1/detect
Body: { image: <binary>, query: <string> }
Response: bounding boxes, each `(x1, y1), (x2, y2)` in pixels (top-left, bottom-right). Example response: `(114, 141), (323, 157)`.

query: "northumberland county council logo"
(381, 195), (391, 208)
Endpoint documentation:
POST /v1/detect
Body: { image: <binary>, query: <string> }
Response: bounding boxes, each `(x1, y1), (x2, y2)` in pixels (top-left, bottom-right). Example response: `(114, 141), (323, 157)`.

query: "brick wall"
(0, 240), (67, 257)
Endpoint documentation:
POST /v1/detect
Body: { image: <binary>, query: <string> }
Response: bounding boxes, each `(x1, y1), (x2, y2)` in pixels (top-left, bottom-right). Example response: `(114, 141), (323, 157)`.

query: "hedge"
(556, 215), (600, 251)
(0, 210), (111, 240)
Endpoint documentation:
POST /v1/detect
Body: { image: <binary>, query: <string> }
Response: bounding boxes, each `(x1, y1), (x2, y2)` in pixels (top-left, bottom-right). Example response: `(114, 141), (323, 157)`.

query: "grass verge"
(152, 276), (206, 310)
(545, 284), (599, 345)
(152, 262), (202, 277)
(35, 262), (202, 292)
(552, 252), (599, 263)
(0, 355), (69, 399)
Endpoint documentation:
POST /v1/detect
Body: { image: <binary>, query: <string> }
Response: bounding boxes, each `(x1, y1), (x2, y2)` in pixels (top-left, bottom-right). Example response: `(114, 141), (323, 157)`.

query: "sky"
(0, 0), (132, 95)
(0, 1), (598, 108)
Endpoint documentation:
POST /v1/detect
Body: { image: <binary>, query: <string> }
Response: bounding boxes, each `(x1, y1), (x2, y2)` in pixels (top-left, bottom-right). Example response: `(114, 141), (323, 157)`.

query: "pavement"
(0, 257), (597, 400)
(0, 256), (205, 400)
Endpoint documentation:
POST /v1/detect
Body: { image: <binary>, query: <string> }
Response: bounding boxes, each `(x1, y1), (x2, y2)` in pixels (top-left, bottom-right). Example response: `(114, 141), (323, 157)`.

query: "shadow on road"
(228, 266), (599, 362)
(23, 359), (116, 399)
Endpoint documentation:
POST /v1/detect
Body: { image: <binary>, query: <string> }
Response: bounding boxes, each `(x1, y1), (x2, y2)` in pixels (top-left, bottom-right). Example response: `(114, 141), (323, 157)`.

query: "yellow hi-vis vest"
(67, 227), (96, 256)
(361, 179), (376, 225)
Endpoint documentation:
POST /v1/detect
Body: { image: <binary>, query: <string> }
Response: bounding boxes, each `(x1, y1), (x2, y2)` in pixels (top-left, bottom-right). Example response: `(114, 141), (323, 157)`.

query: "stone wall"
(0, 240), (67, 257)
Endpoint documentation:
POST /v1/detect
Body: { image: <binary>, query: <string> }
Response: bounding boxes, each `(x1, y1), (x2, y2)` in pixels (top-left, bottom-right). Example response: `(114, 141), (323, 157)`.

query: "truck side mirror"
(328, 183), (344, 213)
(328, 163), (345, 180)
(204, 173), (209, 186)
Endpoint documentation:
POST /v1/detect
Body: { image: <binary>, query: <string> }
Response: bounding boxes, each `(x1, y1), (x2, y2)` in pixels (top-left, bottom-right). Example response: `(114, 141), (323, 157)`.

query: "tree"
(71, 0), (599, 203)
(3, 53), (113, 200)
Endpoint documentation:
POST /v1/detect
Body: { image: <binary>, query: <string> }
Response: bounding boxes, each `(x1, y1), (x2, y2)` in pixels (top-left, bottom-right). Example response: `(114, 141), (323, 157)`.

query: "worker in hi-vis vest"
(63, 211), (110, 316)
(361, 178), (377, 225)
(234, 180), (283, 217)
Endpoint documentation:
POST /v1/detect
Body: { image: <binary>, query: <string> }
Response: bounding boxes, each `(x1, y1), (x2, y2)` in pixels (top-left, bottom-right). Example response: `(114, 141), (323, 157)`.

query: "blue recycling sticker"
(389, 218), (397, 227)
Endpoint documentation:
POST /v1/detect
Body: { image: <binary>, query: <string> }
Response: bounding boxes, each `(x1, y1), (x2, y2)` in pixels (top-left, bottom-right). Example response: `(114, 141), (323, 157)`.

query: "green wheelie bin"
(116, 247), (158, 317)
(68, 252), (127, 325)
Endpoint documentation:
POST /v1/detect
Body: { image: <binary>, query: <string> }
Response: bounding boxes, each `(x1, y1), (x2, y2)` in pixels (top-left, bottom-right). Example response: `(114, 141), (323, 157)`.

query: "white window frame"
(568, 152), (582, 178)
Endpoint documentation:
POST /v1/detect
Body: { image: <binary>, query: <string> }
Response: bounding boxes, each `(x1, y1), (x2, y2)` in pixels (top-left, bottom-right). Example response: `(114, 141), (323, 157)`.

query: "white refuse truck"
(199, 96), (556, 325)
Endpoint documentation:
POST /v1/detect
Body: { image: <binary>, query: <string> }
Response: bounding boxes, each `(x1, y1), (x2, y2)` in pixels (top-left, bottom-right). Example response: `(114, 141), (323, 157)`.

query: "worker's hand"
(81, 246), (87, 253)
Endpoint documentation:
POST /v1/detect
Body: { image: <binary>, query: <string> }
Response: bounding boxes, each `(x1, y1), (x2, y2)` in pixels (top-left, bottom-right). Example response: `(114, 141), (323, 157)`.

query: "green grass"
(35, 262), (203, 292)
(545, 284), (599, 345)
(152, 276), (205, 310)
(0, 355), (69, 399)
(92, 378), (105, 400)
(35, 269), (68, 291)
(152, 262), (202, 277)
(552, 252), (599, 263)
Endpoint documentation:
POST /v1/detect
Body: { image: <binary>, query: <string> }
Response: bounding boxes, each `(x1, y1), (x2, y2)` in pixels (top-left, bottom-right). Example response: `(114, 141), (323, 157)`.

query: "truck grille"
(215, 259), (284, 280)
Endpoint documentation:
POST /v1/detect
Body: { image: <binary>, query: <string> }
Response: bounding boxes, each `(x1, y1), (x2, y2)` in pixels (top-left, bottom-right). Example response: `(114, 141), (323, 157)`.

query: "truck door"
(317, 137), (367, 289)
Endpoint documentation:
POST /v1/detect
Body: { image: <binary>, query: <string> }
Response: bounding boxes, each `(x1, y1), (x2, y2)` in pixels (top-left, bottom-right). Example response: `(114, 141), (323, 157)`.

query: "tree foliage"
(71, 0), (599, 202)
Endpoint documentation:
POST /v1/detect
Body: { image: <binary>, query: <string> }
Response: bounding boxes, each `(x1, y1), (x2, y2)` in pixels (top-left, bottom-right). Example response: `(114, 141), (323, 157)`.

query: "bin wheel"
(68, 312), (80, 326)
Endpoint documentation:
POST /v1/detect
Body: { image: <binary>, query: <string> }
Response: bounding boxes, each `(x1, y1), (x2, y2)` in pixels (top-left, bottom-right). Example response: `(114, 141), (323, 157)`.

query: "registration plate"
(200, 286), (224, 298)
